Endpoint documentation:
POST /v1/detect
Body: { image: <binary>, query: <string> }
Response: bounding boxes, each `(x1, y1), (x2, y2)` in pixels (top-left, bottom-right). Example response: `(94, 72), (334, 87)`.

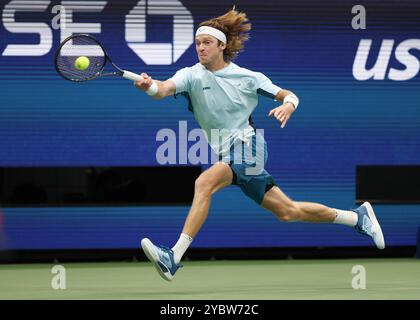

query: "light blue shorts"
(219, 132), (276, 205)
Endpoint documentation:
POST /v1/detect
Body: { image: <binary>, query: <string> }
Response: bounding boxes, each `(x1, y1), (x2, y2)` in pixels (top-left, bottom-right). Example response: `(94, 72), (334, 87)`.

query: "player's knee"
(194, 176), (213, 197)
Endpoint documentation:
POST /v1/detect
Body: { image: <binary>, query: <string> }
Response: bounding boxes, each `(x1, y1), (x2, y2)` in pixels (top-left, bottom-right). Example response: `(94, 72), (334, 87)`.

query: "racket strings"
(55, 35), (106, 81)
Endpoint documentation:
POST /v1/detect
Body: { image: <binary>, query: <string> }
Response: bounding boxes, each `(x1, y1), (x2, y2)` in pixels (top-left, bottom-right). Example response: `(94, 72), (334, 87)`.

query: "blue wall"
(0, 0), (419, 249)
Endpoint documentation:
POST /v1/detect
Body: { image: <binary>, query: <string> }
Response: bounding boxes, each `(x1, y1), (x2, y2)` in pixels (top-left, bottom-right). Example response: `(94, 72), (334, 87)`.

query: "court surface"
(0, 258), (419, 299)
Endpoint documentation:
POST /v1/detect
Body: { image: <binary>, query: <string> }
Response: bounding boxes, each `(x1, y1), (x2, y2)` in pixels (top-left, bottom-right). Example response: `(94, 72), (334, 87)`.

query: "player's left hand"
(268, 102), (296, 128)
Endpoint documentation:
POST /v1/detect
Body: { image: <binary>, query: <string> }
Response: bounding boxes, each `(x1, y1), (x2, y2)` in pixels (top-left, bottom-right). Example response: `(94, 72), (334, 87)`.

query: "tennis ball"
(74, 56), (90, 70)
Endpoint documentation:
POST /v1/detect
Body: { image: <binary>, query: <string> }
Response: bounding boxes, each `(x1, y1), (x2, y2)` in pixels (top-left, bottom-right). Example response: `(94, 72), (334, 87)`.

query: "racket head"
(54, 34), (110, 82)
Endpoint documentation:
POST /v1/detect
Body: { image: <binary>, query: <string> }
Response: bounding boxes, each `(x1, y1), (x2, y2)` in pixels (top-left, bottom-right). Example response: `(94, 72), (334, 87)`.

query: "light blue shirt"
(168, 62), (282, 154)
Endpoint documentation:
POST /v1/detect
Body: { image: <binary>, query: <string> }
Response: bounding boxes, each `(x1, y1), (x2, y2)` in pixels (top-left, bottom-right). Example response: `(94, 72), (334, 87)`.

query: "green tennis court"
(0, 258), (419, 299)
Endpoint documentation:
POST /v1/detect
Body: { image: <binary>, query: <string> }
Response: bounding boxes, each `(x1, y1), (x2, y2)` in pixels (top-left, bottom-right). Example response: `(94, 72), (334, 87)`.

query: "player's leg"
(234, 129), (384, 250)
(170, 162), (233, 263)
(260, 185), (385, 249)
(261, 186), (338, 223)
(234, 132), (343, 224)
(141, 162), (233, 281)
(180, 162), (233, 238)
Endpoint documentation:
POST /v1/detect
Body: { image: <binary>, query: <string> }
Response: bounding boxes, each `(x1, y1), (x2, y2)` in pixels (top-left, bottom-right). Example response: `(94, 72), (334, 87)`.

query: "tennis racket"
(54, 34), (143, 82)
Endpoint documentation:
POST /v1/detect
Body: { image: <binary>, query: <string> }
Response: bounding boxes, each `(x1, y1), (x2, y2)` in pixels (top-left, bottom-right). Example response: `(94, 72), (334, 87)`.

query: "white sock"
(172, 233), (193, 264)
(333, 209), (358, 227)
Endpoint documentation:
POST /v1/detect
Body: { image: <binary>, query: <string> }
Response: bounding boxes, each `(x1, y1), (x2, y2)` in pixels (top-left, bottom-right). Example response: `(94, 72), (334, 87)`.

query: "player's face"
(195, 35), (225, 66)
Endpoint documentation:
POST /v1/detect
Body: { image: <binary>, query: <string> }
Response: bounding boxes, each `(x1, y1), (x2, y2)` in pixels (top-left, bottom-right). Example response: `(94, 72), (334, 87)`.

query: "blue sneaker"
(353, 202), (385, 250)
(141, 238), (182, 281)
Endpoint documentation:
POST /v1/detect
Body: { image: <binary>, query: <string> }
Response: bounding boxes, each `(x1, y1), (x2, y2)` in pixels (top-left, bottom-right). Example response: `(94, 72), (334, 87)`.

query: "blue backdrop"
(0, 0), (419, 249)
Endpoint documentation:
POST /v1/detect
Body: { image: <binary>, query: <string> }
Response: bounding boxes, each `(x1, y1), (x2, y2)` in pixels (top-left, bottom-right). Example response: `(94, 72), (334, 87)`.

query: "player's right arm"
(134, 73), (175, 99)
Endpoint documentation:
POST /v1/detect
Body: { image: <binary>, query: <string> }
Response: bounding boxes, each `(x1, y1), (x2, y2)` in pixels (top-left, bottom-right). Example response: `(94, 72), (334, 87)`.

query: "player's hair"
(199, 7), (251, 61)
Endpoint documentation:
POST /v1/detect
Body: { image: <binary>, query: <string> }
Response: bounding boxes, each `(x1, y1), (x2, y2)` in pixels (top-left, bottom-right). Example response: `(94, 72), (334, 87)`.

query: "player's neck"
(204, 58), (229, 72)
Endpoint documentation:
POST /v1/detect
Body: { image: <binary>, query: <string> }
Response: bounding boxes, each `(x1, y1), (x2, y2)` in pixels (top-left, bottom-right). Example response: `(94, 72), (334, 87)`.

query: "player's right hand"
(134, 73), (153, 91)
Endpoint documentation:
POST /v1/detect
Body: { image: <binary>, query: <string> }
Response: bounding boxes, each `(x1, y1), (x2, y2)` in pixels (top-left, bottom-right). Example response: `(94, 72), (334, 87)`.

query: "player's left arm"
(268, 89), (299, 128)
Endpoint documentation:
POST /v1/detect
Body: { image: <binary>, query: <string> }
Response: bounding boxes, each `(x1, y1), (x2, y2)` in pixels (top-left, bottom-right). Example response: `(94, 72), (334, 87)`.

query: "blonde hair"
(199, 7), (251, 61)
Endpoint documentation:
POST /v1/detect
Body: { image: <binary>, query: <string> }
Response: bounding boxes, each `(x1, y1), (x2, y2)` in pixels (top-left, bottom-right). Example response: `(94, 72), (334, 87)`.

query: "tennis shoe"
(141, 238), (182, 281)
(353, 202), (385, 250)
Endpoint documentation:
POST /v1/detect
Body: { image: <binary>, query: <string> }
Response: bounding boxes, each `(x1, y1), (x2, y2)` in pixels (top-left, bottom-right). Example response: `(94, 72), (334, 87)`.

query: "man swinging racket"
(134, 8), (385, 281)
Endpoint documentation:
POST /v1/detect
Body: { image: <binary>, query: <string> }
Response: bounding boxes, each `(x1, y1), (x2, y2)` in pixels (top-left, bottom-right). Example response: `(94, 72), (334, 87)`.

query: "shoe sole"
(141, 238), (173, 281)
(362, 202), (385, 250)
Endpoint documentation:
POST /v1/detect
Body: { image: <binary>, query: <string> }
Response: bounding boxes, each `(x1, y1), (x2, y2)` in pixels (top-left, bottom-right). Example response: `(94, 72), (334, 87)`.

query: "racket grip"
(122, 70), (143, 82)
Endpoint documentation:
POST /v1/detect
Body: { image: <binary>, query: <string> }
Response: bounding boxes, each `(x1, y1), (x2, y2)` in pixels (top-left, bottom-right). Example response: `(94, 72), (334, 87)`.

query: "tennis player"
(134, 8), (385, 281)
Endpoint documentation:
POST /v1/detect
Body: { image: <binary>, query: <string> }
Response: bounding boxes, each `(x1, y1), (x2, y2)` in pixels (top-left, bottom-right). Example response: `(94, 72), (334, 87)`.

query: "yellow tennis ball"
(74, 56), (90, 70)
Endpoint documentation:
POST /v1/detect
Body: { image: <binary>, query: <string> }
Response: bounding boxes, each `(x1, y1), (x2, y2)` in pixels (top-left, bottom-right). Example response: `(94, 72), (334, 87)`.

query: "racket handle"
(122, 70), (143, 82)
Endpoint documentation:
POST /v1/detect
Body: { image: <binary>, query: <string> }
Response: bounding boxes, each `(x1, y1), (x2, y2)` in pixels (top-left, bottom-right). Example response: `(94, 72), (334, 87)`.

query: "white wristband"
(146, 81), (158, 96)
(284, 94), (299, 109)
